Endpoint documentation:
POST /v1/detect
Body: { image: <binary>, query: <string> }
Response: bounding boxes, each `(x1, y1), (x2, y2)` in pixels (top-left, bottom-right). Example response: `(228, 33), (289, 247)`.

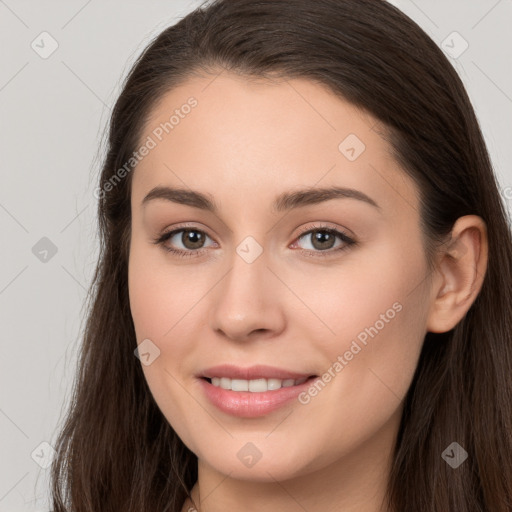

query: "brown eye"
(179, 229), (207, 250)
(154, 227), (215, 257)
(295, 227), (355, 253)
(309, 230), (337, 250)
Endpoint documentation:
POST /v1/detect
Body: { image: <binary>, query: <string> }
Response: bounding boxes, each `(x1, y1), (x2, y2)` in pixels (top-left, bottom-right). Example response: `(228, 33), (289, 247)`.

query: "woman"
(50, 0), (512, 511)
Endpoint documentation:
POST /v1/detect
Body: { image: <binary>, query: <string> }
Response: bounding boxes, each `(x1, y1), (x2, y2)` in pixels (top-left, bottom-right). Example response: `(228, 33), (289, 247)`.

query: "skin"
(127, 71), (488, 512)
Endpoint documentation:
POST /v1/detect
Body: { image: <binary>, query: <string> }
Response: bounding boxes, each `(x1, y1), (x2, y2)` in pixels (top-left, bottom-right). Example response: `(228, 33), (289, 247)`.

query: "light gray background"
(0, 1), (511, 510)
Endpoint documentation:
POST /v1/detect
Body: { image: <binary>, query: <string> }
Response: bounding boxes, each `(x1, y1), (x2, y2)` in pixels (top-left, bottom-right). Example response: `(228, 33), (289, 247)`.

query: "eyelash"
(152, 223), (357, 259)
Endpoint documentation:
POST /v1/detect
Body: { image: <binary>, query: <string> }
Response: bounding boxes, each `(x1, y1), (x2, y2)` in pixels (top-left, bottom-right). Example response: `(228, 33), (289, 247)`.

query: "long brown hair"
(50, 0), (512, 510)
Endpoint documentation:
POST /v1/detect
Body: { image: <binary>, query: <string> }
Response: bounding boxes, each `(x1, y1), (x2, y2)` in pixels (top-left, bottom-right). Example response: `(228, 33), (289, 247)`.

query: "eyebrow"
(141, 185), (380, 213)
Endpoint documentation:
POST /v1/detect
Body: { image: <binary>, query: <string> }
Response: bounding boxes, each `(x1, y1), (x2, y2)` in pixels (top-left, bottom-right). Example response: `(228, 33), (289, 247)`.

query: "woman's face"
(128, 71), (433, 481)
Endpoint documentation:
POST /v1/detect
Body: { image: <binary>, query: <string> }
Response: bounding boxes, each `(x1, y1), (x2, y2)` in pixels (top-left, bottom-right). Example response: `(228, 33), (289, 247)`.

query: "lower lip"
(197, 376), (317, 418)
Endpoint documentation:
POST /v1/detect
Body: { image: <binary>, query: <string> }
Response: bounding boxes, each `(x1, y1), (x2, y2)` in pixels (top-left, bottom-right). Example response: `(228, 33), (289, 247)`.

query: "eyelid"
(155, 222), (215, 241)
(294, 221), (354, 239)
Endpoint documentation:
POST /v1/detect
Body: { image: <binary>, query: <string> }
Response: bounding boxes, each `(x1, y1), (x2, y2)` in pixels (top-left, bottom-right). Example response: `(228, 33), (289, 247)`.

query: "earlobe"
(426, 215), (488, 333)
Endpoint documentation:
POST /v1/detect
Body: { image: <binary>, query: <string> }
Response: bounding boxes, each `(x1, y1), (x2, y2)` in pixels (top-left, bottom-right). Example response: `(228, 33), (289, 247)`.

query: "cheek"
(294, 236), (427, 335)
(128, 240), (204, 342)
(128, 244), (206, 447)
(128, 243), (193, 391)
(294, 237), (429, 405)
(285, 243), (429, 465)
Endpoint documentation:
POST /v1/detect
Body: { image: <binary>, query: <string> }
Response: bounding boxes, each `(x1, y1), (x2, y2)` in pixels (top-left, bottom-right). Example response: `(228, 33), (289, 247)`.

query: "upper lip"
(199, 364), (316, 381)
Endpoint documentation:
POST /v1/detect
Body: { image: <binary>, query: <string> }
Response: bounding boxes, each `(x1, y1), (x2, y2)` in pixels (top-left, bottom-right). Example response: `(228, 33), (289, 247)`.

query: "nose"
(209, 244), (286, 342)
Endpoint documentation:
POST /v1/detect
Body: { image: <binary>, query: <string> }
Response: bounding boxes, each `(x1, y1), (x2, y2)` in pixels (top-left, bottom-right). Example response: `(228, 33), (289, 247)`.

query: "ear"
(426, 215), (488, 333)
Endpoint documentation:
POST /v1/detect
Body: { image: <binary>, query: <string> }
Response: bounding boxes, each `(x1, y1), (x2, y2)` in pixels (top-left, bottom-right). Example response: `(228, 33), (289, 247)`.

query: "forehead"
(131, 72), (420, 218)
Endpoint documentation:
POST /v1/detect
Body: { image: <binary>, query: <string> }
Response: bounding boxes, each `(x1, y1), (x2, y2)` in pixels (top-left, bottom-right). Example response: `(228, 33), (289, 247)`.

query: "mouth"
(198, 374), (319, 417)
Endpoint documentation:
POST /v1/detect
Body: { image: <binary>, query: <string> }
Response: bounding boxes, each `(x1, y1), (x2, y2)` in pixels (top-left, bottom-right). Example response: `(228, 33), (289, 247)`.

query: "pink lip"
(198, 376), (318, 418)
(198, 364), (314, 380)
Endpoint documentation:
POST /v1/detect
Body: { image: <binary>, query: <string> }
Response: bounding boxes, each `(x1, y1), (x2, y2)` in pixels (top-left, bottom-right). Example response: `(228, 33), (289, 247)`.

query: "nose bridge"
(220, 235), (269, 309)
(209, 233), (284, 339)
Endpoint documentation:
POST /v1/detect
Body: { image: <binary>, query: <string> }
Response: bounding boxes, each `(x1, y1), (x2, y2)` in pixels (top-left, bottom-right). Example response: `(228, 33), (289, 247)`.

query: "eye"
(153, 227), (216, 258)
(291, 224), (356, 257)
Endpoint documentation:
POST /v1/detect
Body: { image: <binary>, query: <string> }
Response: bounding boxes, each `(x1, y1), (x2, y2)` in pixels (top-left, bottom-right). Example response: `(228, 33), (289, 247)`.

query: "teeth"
(210, 376), (309, 392)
